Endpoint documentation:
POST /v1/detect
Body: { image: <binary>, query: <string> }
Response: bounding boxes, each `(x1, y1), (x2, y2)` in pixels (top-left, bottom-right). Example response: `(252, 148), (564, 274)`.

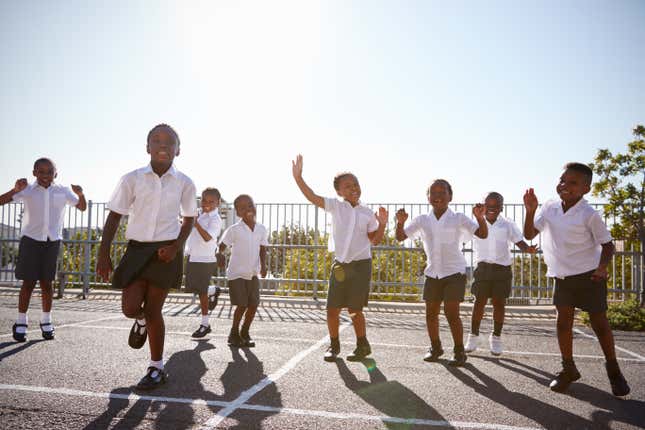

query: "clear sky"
(1, 1), (643, 205)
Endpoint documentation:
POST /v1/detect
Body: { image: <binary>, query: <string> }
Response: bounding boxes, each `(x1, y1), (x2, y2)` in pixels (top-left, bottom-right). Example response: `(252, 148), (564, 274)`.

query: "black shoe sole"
(192, 329), (211, 338)
(549, 372), (581, 393)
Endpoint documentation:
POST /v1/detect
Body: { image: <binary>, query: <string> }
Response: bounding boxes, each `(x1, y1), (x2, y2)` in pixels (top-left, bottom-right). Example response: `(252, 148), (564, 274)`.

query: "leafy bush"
(580, 299), (645, 331)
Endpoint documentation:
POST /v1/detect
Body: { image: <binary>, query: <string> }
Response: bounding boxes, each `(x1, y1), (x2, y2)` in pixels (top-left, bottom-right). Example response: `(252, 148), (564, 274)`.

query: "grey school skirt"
(112, 240), (183, 290)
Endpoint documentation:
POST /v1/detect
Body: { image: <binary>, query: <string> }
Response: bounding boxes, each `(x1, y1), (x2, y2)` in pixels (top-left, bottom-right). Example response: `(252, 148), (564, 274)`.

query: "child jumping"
(292, 154), (387, 362)
(524, 162), (630, 396)
(185, 187), (223, 338)
(97, 124), (197, 390)
(217, 194), (268, 348)
(0, 158), (86, 342)
(396, 179), (486, 366)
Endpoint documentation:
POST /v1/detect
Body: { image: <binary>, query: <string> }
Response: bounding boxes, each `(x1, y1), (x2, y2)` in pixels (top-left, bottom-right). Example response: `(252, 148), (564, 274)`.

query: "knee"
(39, 281), (53, 293)
(445, 310), (461, 325)
(122, 304), (141, 319)
(348, 309), (363, 318)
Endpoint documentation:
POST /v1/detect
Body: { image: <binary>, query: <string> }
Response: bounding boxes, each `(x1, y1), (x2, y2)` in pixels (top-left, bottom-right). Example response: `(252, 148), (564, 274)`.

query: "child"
(292, 154), (387, 362)
(96, 124), (197, 390)
(395, 179), (486, 366)
(524, 162), (630, 396)
(0, 158), (86, 342)
(216, 194), (268, 348)
(465, 191), (537, 356)
(185, 187), (223, 338)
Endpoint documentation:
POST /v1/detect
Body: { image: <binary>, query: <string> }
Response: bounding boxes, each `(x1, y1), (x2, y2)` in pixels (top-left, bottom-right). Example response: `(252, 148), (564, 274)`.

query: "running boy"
(185, 187), (223, 338)
(465, 191), (537, 356)
(217, 194), (268, 348)
(395, 180), (487, 366)
(0, 158), (86, 342)
(292, 154), (387, 362)
(96, 124), (197, 390)
(524, 162), (630, 396)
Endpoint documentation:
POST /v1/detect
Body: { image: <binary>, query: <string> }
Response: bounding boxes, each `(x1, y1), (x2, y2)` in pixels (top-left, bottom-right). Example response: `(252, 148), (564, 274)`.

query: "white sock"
(201, 315), (210, 326)
(40, 312), (53, 332)
(136, 318), (146, 335)
(149, 359), (163, 370)
(16, 313), (27, 334)
(207, 285), (216, 296)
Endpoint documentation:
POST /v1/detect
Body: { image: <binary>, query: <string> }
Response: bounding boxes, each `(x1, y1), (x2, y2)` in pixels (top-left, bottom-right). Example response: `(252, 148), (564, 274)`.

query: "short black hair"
(333, 172), (357, 191)
(202, 187), (221, 201)
(427, 179), (453, 197)
(564, 162), (593, 185)
(485, 191), (504, 206)
(147, 123), (180, 146)
(33, 157), (55, 170)
(233, 194), (253, 210)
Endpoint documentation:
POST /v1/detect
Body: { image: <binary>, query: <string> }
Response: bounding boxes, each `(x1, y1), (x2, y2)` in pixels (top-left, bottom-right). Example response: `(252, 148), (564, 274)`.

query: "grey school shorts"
(184, 261), (217, 294)
(327, 259), (372, 310)
(15, 236), (61, 281)
(471, 262), (513, 299)
(423, 273), (467, 303)
(553, 270), (608, 313)
(228, 277), (260, 307)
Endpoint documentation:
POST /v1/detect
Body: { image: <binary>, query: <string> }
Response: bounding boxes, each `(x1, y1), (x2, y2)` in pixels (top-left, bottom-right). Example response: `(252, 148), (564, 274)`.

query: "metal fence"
(0, 201), (642, 304)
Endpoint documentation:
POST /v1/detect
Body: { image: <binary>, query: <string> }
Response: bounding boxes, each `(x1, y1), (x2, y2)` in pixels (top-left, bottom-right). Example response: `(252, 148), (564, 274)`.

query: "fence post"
(82, 201), (92, 299)
(312, 206), (319, 300)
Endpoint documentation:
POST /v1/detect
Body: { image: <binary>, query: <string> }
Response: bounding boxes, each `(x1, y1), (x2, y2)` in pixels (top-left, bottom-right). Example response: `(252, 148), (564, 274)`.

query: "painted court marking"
(0, 383), (542, 430)
(573, 327), (645, 361)
(0, 315), (123, 339)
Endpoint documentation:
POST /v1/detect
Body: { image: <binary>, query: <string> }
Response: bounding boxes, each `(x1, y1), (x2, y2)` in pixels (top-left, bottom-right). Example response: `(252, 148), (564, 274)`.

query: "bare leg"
(425, 301), (442, 343)
(18, 280), (37, 313)
(143, 286), (169, 362)
(327, 307), (341, 338)
(40, 280), (53, 313)
(121, 279), (148, 319)
(589, 311), (617, 361)
(555, 305), (575, 360)
(444, 301), (463, 346)
(348, 308), (366, 338)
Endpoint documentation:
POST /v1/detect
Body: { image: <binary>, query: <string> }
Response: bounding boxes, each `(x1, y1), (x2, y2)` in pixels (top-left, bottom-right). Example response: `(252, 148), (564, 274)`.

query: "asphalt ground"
(0, 292), (643, 430)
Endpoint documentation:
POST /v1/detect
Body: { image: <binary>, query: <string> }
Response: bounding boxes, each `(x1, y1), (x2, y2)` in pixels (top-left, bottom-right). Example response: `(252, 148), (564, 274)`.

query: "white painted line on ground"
(200, 324), (352, 429)
(0, 383), (542, 430)
(0, 315), (123, 339)
(573, 327), (645, 361)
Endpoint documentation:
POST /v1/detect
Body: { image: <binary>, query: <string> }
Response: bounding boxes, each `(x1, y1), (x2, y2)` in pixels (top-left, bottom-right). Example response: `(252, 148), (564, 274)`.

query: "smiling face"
(146, 127), (180, 166)
(484, 196), (503, 223)
(201, 192), (220, 213)
(557, 168), (590, 207)
(335, 174), (361, 206)
(235, 195), (256, 224)
(33, 160), (57, 188)
(427, 182), (452, 213)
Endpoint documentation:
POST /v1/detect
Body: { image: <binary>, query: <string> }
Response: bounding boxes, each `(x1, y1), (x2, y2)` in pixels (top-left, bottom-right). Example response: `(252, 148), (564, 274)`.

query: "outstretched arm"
(368, 207), (388, 245)
(472, 204), (488, 239)
(0, 179), (27, 205)
(523, 188), (540, 240)
(292, 154), (324, 209)
(395, 209), (409, 241)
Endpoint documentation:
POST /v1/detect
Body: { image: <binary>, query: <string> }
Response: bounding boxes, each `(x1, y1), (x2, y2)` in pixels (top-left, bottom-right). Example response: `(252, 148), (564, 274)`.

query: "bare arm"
(591, 241), (615, 281)
(515, 240), (538, 254)
(395, 208), (408, 241)
(472, 204), (488, 239)
(523, 188), (540, 240)
(216, 243), (227, 269)
(96, 211), (122, 281)
(71, 185), (87, 211)
(194, 218), (213, 242)
(367, 207), (388, 245)
(0, 179), (27, 205)
(158, 216), (195, 263)
(292, 154), (324, 209)
(260, 245), (267, 277)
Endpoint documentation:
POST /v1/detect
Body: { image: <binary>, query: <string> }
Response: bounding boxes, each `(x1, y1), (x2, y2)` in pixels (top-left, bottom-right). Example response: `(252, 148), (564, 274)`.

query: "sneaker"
(208, 287), (221, 311)
(40, 322), (55, 340)
(12, 323), (27, 343)
(323, 344), (340, 362)
(191, 324), (211, 338)
(136, 367), (168, 390)
(606, 365), (630, 397)
(227, 333), (245, 347)
(489, 334), (503, 356)
(128, 320), (147, 349)
(549, 366), (581, 393)
(346, 343), (371, 362)
(240, 329), (255, 348)
(449, 348), (467, 367)
(423, 346), (444, 362)
(464, 333), (480, 353)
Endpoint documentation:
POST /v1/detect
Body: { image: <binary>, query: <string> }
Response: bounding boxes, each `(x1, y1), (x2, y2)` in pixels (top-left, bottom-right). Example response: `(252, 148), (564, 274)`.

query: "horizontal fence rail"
(0, 201), (642, 304)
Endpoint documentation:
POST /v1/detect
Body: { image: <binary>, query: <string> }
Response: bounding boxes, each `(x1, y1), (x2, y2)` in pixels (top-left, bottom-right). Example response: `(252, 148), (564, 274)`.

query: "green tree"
(590, 124), (645, 305)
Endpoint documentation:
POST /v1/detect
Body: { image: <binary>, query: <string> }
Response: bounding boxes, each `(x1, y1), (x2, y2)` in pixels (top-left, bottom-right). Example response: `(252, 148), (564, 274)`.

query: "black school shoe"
(227, 333), (245, 347)
(240, 329), (255, 348)
(40, 322), (55, 340)
(606, 363), (630, 397)
(192, 324), (211, 338)
(448, 348), (467, 367)
(346, 343), (371, 362)
(549, 365), (581, 393)
(136, 367), (168, 390)
(423, 346), (444, 362)
(12, 323), (27, 342)
(324, 344), (340, 362)
(128, 320), (147, 349)
(208, 287), (221, 311)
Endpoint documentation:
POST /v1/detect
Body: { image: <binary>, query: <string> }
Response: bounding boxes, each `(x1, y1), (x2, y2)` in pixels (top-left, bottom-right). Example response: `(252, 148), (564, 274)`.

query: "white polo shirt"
(185, 210), (222, 263)
(220, 220), (269, 280)
(404, 208), (479, 279)
(324, 197), (379, 263)
(12, 182), (79, 241)
(474, 216), (524, 266)
(534, 198), (612, 279)
(107, 164), (198, 242)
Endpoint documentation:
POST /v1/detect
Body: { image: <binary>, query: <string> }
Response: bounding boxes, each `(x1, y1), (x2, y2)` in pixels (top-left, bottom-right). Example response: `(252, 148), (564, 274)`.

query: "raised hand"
(395, 208), (408, 224)
(14, 178), (27, 193)
(376, 207), (388, 225)
(524, 188), (538, 212)
(472, 203), (485, 220)
(71, 184), (84, 196)
(525, 245), (539, 254)
(157, 243), (178, 263)
(292, 154), (303, 179)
